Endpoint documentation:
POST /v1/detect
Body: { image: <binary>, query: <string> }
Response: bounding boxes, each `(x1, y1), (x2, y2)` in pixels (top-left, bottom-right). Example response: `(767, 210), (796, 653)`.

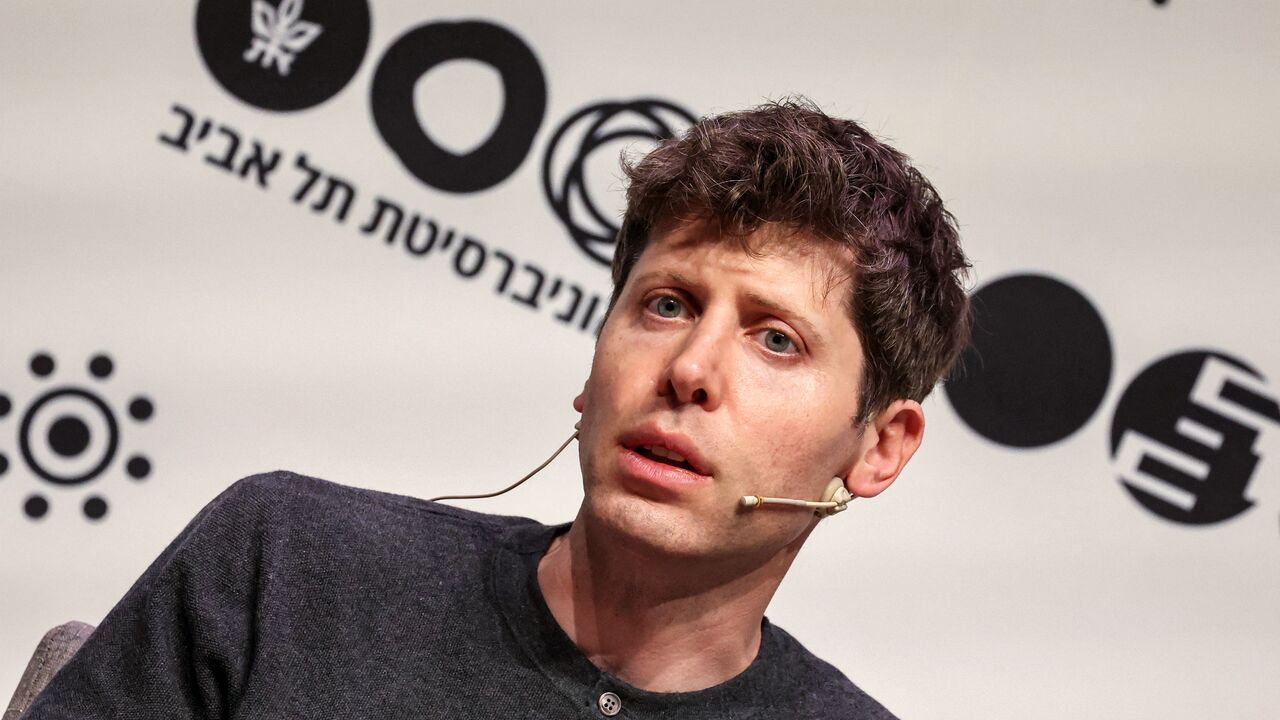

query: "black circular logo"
(1110, 351), (1280, 525)
(542, 100), (697, 267)
(371, 20), (547, 193)
(4, 351), (155, 521)
(945, 274), (1113, 448)
(20, 388), (119, 486)
(195, 0), (370, 112)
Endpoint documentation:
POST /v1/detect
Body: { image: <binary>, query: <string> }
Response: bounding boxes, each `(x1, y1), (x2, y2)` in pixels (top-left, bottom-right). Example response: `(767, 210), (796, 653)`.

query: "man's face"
(574, 220), (868, 563)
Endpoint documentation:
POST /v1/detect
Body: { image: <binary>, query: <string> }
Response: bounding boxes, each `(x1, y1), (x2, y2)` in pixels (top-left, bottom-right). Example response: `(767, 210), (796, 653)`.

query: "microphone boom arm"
(739, 478), (853, 518)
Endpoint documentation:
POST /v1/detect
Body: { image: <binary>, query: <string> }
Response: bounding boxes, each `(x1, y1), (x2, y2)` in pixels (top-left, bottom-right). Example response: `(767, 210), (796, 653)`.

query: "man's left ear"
(843, 399), (925, 499)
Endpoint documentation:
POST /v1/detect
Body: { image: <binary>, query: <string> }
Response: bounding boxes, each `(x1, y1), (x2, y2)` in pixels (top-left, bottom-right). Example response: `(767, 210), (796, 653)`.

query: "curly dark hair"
(611, 99), (971, 423)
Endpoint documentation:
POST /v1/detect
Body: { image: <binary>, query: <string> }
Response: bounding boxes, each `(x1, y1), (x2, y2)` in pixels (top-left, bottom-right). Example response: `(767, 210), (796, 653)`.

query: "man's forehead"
(640, 219), (858, 309)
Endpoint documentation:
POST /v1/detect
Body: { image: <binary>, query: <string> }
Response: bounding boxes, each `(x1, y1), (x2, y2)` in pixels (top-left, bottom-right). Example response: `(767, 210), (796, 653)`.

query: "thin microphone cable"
(428, 424), (580, 503)
(429, 423), (852, 520)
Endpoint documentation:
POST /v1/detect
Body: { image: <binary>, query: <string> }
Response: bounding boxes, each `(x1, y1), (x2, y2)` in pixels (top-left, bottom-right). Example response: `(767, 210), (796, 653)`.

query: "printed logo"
(1111, 352), (1280, 525)
(945, 274), (1113, 447)
(1, 352), (154, 521)
(370, 20), (547, 194)
(243, 0), (323, 77)
(176, 10), (698, 338)
(946, 273), (1277, 531)
(194, 6), (695, 266)
(542, 100), (697, 267)
(196, 0), (369, 111)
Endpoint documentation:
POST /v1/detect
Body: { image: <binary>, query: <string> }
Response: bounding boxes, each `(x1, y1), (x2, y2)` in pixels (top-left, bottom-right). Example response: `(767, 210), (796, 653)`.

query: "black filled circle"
(127, 456), (152, 480)
(945, 274), (1112, 448)
(0, 393), (9, 417)
(25, 494), (49, 519)
(129, 397), (155, 421)
(195, 0), (371, 112)
(49, 415), (91, 457)
(89, 354), (114, 379)
(542, 100), (697, 267)
(371, 20), (547, 193)
(19, 388), (119, 485)
(0, 452), (8, 476)
(31, 353), (55, 377)
(84, 496), (108, 520)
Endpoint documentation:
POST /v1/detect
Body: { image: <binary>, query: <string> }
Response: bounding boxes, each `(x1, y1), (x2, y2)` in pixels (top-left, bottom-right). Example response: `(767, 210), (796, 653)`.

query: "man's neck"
(536, 510), (811, 693)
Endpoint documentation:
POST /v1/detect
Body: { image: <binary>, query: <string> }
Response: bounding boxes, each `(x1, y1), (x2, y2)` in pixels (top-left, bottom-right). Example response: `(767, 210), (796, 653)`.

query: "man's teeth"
(643, 445), (687, 464)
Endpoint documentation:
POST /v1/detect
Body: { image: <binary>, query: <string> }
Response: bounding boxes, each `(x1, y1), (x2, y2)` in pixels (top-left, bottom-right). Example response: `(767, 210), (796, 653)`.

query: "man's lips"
(616, 446), (712, 495)
(617, 427), (713, 477)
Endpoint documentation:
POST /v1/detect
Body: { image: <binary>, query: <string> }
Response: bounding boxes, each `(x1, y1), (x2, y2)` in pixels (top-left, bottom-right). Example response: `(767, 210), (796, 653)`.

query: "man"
(23, 100), (969, 718)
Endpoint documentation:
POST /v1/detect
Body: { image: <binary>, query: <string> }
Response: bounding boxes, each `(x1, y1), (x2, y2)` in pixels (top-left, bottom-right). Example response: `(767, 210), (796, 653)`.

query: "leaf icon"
(278, 0), (303, 27)
(250, 0), (276, 40)
(282, 20), (322, 53)
(241, 0), (325, 76)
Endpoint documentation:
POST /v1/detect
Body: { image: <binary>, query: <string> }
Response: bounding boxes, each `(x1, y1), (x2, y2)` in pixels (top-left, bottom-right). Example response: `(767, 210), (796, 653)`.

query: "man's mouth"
(633, 444), (697, 473)
(617, 424), (714, 478)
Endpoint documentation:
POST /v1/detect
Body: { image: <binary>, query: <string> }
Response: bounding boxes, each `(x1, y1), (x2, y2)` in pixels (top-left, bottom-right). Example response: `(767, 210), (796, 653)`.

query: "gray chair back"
(4, 622), (95, 720)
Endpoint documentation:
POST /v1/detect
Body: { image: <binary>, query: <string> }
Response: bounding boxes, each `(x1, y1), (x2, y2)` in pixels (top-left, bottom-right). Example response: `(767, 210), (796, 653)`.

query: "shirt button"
(597, 691), (622, 716)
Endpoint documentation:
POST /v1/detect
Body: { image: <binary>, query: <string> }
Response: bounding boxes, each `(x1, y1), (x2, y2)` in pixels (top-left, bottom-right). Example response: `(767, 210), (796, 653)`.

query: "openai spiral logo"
(542, 99), (697, 267)
(1, 351), (155, 522)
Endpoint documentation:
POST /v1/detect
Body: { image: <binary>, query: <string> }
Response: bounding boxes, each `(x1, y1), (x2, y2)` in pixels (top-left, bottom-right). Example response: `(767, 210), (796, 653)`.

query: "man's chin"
(582, 488), (731, 561)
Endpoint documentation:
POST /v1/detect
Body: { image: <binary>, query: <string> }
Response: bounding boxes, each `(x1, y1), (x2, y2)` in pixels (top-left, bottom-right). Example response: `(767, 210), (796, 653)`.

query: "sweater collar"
(491, 519), (787, 716)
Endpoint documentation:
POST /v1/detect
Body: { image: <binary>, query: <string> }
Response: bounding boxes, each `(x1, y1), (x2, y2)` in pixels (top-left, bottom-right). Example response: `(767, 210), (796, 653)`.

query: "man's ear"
(843, 399), (925, 498)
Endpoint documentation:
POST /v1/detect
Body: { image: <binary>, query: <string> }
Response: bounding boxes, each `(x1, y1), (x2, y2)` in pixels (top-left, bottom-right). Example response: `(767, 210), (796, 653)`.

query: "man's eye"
(760, 329), (798, 354)
(648, 295), (685, 319)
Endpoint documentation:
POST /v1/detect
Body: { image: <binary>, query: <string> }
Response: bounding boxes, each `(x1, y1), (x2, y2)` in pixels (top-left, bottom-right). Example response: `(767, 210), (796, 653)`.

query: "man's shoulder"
(210, 469), (545, 551)
(763, 621), (900, 719)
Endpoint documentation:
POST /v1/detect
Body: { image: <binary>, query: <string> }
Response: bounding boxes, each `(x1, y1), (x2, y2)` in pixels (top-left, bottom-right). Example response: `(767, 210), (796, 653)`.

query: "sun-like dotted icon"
(1, 351), (154, 522)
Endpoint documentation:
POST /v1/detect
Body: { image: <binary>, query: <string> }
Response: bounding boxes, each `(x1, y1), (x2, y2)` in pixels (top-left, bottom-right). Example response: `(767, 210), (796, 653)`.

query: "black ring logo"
(371, 20), (547, 193)
(2, 352), (155, 521)
(542, 100), (697, 267)
(20, 388), (119, 486)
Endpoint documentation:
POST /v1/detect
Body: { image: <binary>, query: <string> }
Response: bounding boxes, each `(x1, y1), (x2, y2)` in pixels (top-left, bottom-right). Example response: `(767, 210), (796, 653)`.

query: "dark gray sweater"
(24, 471), (898, 719)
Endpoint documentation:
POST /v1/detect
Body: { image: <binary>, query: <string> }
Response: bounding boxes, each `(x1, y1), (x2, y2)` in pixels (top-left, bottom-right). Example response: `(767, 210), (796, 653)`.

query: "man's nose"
(661, 318), (727, 410)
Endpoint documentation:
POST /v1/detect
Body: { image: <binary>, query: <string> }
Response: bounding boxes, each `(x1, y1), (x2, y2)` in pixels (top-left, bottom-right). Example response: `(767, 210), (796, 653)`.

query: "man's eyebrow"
(742, 290), (827, 347)
(633, 270), (696, 289)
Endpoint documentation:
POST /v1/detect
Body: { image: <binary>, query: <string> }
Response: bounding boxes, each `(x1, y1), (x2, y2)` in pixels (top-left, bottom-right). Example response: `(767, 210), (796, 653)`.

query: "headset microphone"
(431, 421), (853, 520)
(739, 478), (853, 518)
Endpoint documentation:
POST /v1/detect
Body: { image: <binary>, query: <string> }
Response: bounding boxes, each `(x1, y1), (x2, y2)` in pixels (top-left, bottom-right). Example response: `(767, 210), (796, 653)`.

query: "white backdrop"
(2, 2), (1278, 718)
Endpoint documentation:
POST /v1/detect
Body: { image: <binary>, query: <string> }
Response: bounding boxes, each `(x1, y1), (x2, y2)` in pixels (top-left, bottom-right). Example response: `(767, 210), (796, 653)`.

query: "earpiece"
(739, 477), (853, 518)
